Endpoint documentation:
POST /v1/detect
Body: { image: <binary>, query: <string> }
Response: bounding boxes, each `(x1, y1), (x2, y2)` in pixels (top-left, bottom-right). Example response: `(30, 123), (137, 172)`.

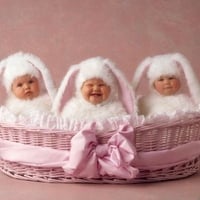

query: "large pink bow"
(63, 123), (139, 179)
(0, 122), (138, 180)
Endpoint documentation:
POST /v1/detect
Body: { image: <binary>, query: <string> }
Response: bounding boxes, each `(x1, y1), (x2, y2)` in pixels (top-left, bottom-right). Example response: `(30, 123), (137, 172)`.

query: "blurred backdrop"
(0, 0), (199, 103)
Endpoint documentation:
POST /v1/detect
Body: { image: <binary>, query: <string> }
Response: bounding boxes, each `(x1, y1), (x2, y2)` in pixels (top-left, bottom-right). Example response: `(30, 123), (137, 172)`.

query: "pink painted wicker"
(0, 113), (200, 183)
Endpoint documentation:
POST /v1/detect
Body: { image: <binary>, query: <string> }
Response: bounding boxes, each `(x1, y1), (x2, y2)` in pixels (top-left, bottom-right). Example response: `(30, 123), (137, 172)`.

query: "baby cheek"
(81, 87), (91, 99)
(13, 86), (22, 93)
(85, 87), (93, 94)
(103, 88), (111, 99)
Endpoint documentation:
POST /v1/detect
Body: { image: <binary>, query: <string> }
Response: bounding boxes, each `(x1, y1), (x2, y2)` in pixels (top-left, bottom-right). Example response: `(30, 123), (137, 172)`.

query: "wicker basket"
(0, 112), (200, 183)
(0, 54), (200, 183)
(133, 113), (200, 182)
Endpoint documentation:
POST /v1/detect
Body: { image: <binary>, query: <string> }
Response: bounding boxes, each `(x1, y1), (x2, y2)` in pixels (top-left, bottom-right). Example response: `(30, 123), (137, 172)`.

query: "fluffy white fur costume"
(138, 93), (197, 117)
(5, 94), (51, 117)
(61, 97), (127, 121)
(0, 52), (56, 116)
(52, 57), (136, 121)
(132, 53), (200, 117)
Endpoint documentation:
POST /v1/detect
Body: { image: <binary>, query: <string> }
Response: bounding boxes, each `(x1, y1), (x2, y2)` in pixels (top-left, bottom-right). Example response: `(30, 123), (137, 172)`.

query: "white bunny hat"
(147, 54), (181, 85)
(132, 53), (200, 104)
(75, 57), (119, 101)
(0, 51), (56, 101)
(52, 56), (136, 115)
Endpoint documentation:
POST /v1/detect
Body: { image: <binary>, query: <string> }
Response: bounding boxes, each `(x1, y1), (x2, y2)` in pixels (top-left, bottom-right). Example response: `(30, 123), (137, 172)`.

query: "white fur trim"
(0, 52), (56, 101)
(139, 93), (197, 117)
(132, 57), (152, 90)
(61, 97), (127, 121)
(1, 52), (40, 92)
(5, 94), (52, 116)
(51, 64), (80, 114)
(172, 53), (200, 104)
(147, 54), (181, 84)
(75, 57), (117, 92)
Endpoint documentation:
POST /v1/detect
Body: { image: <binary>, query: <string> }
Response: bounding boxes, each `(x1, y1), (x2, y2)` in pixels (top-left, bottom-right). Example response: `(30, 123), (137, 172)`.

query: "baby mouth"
(91, 93), (101, 97)
(164, 86), (172, 89)
(25, 91), (32, 95)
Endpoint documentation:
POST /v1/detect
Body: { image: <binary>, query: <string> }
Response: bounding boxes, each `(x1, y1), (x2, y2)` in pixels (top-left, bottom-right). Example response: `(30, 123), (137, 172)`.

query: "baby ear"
(172, 53), (200, 104)
(0, 58), (7, 86)
(172, 53), (195, 78)
(132, 56), (152, 91)
(102, 58), (136, 114)
(103, 58), (115, 67)
(24, 53), (56, 102)
(172, 53), (196, 68)
(51, 64), (80, 115)
(0, 58), (7, 74)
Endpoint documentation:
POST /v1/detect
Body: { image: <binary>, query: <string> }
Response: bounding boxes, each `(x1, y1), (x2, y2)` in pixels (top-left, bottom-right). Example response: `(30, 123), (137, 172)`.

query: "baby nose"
(93, 85), (100, 90)
(23, 83), (30, 89)
(164, 79), (170, 84)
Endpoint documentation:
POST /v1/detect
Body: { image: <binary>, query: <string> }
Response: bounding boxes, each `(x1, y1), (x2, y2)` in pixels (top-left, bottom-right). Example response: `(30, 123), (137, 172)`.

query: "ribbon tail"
(62, 122), (100, 178)
(98, 157), (139, 179)
(0, 139), (69, 167)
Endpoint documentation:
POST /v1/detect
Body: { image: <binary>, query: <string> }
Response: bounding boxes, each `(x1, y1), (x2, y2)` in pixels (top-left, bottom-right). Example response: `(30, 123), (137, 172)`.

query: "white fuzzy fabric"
(0, 105), (131, 133)
(1, 52), (40, 92)
(172, 53), (200, 104)
(0, 52), (56, 101)
(76, 57), (117, 90)
(147, 54), (181, 85)
(61, 97), (127, 121)
(3, 61), (40, 92)
(5, 94), (52, 117)
(138, 92), (197, 117)
(75, 57), (119, 102)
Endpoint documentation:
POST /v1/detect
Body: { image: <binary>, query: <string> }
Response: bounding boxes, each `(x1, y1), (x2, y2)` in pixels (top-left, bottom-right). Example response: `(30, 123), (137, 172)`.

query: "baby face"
(153, 75), (181, 96)
(11, 74), (40, 100)
(81, 78), (111, 105)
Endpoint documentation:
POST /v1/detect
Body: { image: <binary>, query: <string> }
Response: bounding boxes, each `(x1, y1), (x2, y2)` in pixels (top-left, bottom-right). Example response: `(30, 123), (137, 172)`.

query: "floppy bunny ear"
(0, 59), (6, 76)
(51, 64), (80, 115)
(172, 53), (200, 104)
(23, 53), (57, 102)
(0, 61), (6, 92)
(103, 59), (136, 115)
(132, 57), (152, 91)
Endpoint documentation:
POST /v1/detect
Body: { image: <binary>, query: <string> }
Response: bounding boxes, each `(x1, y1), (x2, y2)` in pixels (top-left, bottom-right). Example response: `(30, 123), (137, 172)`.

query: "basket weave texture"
(0, 113), (200, 183)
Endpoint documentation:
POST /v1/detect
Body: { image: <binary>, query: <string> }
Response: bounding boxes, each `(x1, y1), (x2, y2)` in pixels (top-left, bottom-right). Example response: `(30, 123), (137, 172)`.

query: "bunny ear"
(51, 64), (80, 115)
(103, 59), (136, 115)
(132, 57), (152, 91)
(0, 60), (6, 76)
(172, 53), (200, 104)
(0, 58), (9, 87)
(23, 53), (57, 102)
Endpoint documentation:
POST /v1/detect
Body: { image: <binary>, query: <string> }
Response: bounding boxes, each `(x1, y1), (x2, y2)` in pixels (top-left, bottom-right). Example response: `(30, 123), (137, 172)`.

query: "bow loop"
(118, 123), (134, 141)
(63, 122), (99, 178)
(97, 128), (138, 179)
(63, 123), (139, 179)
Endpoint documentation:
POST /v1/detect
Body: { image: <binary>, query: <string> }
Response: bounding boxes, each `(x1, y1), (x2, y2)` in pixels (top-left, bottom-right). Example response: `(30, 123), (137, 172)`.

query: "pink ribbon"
(0, 122), (138, 179)
(133, 141), (200, 170)
(63, 123), (139, 179)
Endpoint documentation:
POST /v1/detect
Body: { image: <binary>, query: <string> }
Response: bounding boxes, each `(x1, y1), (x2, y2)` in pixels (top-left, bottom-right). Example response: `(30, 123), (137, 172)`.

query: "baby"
(132, 53), (200, 117)
(0, 52), (56, 117)
(52, 57), (134, 121)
